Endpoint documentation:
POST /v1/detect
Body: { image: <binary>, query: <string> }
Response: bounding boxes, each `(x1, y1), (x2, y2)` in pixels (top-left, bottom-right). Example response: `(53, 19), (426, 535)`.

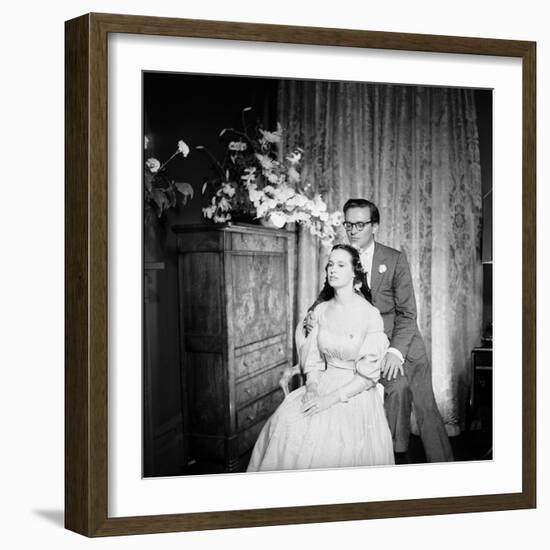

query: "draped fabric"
(279, 81), (483, 433)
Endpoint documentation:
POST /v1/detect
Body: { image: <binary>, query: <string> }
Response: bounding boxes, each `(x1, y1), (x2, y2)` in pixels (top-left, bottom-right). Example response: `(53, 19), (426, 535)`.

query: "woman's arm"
(301, 371), (374, 416)
(336, 373), (375, 402)
(296, 307), (325, 403)
(302, 306), (388, 416)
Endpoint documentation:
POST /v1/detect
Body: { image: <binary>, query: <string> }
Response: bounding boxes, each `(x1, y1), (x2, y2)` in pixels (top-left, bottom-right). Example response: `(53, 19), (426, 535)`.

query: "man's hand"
(380, 352), (404, 380)
(303, 310), (315, 336)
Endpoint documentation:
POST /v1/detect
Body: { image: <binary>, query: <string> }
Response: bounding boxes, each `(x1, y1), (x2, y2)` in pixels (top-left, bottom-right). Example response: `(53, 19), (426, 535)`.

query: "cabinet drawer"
(237, 390), (284, 432)
(231, 232), (286, 253)
(237, 419), (266, 457)
(236, 365), (287, 408)
(235, 339), (287, 379)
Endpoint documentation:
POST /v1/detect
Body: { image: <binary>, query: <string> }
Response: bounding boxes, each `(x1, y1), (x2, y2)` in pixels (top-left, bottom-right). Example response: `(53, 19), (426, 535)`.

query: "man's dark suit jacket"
(369, 242), (426, 363)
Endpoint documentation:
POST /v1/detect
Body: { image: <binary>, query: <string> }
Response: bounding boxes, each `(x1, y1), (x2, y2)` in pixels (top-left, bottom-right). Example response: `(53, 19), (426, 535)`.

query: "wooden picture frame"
(65, 12), (536, 537)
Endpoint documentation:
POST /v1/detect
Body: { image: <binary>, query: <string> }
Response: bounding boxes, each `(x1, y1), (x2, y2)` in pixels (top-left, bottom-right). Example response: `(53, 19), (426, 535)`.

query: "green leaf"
(176, 182), (194, 204)
(144, 171), (154, 192)
(151, 189), (169, 216)
(167, 188), (177, 208)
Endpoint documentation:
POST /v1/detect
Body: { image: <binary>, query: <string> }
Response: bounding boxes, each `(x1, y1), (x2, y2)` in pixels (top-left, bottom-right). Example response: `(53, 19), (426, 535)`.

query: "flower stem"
(158, 150), (179, 171)
(196, 145), (226, 178)
(221, 128), (256, 150)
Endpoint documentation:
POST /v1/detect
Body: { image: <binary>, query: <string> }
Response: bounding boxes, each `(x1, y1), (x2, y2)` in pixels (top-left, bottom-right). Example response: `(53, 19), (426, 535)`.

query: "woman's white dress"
(247, 300), (395, 472)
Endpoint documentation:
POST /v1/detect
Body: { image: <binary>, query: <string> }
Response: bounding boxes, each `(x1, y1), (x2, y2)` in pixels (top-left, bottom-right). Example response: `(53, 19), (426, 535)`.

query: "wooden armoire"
(173, 223), (293, 472)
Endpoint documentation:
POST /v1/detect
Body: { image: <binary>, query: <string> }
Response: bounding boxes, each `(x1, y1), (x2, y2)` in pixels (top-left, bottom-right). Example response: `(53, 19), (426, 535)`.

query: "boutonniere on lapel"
(378, 264), (387, 274)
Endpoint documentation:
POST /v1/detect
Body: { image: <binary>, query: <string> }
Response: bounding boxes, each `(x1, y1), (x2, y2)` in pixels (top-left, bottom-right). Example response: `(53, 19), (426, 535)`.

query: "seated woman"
(247, 244), (394, 472)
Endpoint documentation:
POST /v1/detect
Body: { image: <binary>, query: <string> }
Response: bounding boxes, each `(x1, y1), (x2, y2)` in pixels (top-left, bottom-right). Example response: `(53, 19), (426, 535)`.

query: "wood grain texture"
(521, 42), (537, 508)
(174, 225), (292, 475)
(65, 13), (91, 536)
(65, 12), (537, 537)
(91, 11), (533, 57)
(231, 254), (287, 346)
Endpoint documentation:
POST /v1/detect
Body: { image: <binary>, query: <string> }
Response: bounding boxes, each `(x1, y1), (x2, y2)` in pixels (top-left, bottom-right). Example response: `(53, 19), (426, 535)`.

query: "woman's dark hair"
(314, 243), (372, 307)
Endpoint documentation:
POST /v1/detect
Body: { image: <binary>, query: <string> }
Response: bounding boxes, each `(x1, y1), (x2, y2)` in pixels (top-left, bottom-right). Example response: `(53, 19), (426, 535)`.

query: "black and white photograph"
(3, 0), (542, 544)
(142, 71), (493, 478)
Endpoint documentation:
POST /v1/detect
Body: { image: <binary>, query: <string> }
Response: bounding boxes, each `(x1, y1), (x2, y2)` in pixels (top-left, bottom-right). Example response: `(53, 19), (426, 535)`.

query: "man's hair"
(343, 198), (380, 224)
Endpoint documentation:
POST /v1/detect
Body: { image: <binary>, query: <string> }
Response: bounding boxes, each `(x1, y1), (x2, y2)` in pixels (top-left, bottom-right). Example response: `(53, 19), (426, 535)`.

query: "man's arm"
(389, 251), (418, 357)
(380, 252), (419, 379)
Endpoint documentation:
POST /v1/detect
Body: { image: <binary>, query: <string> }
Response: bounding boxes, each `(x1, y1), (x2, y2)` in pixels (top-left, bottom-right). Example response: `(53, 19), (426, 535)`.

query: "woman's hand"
(302, 383), (319, 405)
(301, 391), (339, 416)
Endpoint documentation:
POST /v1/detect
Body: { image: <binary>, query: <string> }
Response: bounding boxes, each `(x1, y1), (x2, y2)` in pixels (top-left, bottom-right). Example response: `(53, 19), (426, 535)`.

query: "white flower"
(256, 154), (275, 171)
(313, 194), (327, 213)
(286, 193), (308, 208)
(256, 199), (278, 218)
(267, 211), (287, 228)
(247, 184), (263, 206)
(259, 122), (282, 143)
(145, 157), (161, 173)
(330, 211), (343, 226)
(285, 212), (298, 223)
(202, 205), (216, 218)
(228, 141), (247, 152)
(293, 210), (311, 222)
(267, 172), (280, 184)
(273, 185), (294, 203)
(218, 197), (231, 212)
(286, 149), (303, 164)
(378, 264), (387, 274)
(241, 167), (256, 185)
(221, 183), (236, 197)
(287, 166), (300, 184)
(308, 199), (325, 218)
(177, 140), (190, 157)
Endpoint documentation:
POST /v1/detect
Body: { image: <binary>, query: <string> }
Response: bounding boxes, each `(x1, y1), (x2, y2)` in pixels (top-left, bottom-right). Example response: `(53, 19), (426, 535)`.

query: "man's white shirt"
(359, 241), (375, 288)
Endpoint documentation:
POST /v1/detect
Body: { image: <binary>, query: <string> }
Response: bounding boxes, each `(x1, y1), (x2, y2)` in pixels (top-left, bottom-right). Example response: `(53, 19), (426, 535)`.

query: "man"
(308, 198), (453, 462)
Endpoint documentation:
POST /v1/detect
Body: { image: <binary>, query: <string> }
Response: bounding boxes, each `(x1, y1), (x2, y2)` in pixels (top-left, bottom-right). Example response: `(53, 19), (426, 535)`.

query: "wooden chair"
(279, 364), (302, 397)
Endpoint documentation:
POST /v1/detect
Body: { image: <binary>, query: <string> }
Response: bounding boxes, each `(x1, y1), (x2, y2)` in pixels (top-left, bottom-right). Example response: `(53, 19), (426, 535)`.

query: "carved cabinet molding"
(173, 223), (293, 471)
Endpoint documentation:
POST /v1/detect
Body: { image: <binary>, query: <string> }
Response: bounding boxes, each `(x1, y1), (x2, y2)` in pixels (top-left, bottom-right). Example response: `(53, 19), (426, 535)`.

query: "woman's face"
(326, 248), (355, 289)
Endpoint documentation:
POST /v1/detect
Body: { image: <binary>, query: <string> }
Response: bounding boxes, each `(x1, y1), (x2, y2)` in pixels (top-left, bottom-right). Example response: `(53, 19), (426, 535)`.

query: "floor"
(403, 428), (492, 464)
(177, 426), (493, 476)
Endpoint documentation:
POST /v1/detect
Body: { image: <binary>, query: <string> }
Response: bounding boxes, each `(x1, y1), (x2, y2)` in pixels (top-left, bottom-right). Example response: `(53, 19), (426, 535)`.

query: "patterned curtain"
(279, 81), (483, 434)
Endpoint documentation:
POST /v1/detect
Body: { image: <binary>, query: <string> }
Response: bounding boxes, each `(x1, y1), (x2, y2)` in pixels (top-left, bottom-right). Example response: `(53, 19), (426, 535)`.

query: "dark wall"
(474, 89), (493, 337)
(143, 73), (278, 474)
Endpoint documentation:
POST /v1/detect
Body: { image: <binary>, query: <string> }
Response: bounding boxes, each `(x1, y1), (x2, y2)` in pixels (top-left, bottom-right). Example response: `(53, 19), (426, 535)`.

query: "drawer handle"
(246, 414), (255, 422)
(245, 388), (252, 395)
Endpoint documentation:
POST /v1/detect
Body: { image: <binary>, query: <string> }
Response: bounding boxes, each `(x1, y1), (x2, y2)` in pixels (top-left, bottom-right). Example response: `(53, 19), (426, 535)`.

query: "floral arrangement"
(198, 108), (342, 247)
(144, 139), (194, 224)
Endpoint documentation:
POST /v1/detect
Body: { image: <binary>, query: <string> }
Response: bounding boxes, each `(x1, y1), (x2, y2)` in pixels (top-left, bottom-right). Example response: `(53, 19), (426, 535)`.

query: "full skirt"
(247, 368), (394, 472)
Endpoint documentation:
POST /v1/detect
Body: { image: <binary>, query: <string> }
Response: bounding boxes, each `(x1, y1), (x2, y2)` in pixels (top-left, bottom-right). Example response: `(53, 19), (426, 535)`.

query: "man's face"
(344, 206), (378, 250)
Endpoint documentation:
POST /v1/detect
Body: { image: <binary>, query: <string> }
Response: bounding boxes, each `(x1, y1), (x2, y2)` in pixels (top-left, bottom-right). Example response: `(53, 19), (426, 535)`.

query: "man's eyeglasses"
(343, 221), (374, 232)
